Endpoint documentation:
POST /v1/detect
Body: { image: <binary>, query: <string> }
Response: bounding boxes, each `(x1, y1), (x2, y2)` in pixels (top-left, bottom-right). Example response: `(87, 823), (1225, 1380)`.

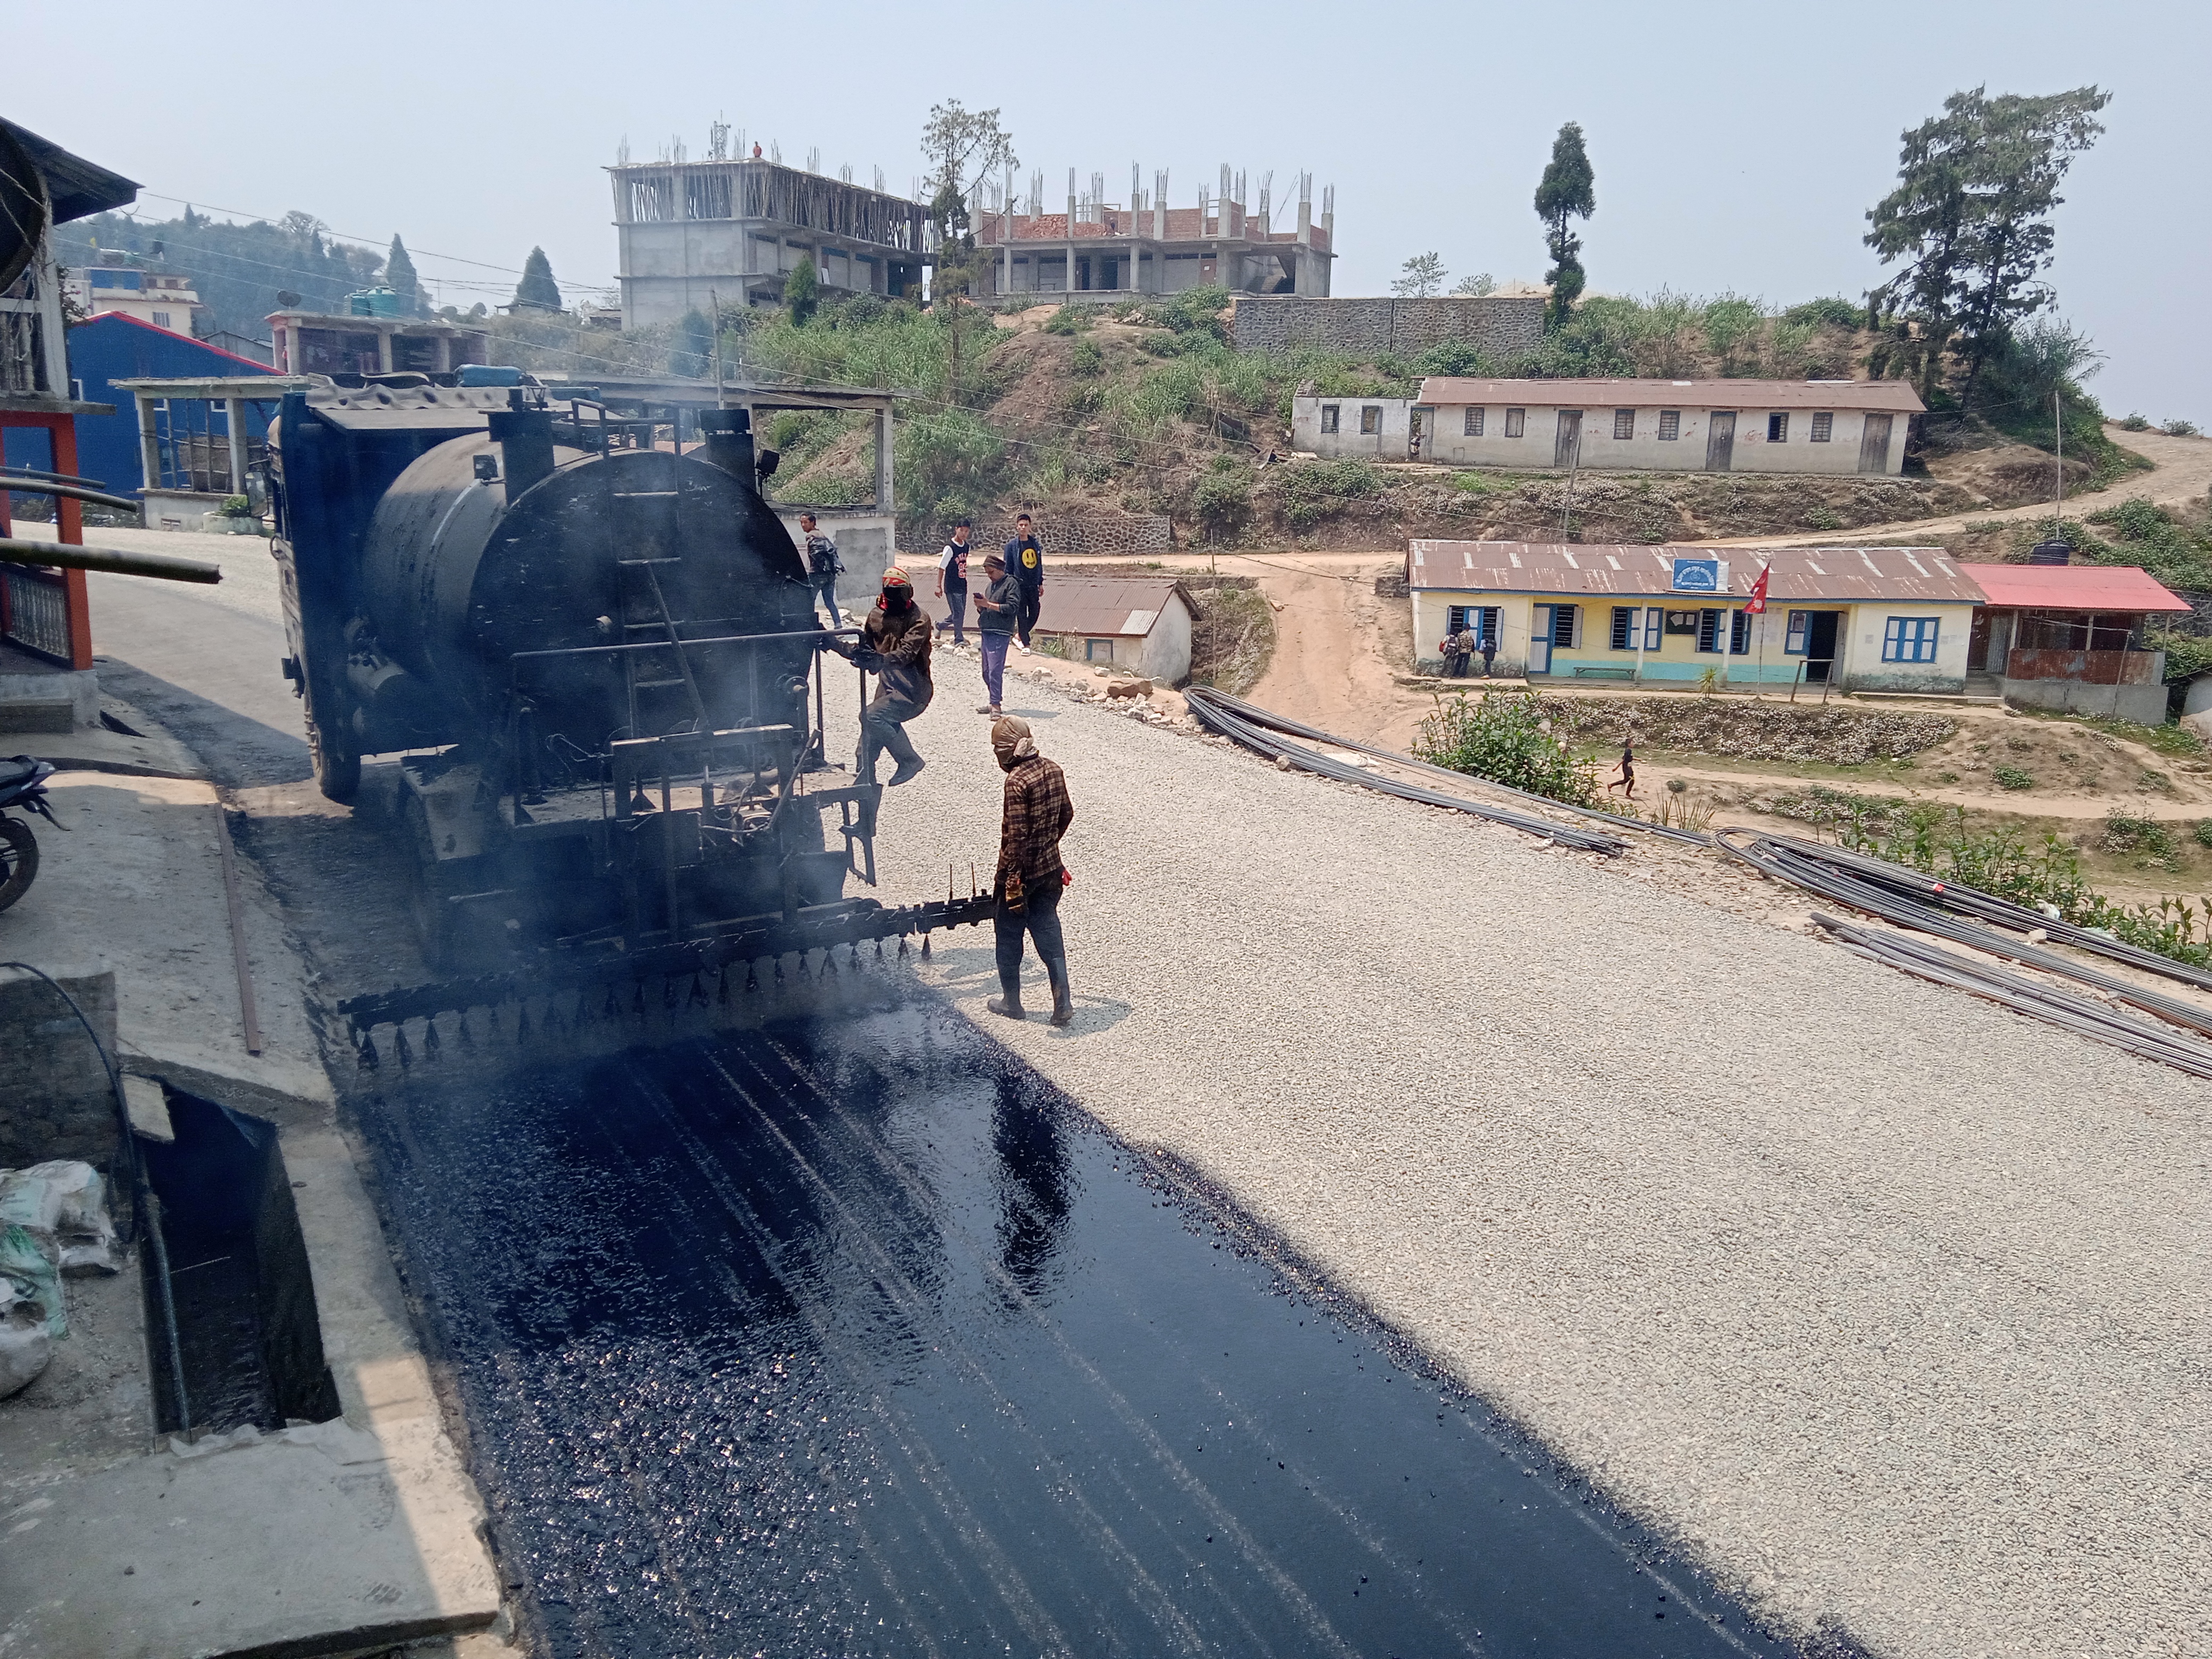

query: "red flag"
(1745, 561), (1772, 615)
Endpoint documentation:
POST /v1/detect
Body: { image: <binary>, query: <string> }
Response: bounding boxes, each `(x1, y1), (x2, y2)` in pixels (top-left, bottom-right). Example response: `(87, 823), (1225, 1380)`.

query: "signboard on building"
(1670, 557), (1728, 594)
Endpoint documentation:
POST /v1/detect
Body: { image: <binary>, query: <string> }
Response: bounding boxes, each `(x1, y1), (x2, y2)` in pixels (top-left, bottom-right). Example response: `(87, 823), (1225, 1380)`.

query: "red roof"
(1958, 562), (2192, 613)
(84, 309), (275, 372)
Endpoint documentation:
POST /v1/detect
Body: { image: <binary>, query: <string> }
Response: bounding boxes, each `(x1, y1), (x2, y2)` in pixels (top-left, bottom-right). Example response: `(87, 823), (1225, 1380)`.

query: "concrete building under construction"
(608, 139), (931, 329)
(974, 165), (1334, 300)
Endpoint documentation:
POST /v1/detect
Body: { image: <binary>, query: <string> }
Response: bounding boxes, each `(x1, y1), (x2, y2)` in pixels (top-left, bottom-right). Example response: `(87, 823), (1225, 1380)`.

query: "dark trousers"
(1480, 650), (1497, 677)
(1447, 652), (1470, 677)
(939, 584), (968, 643)
(859, 696), (923, 778)
(812, 573), (841, 621)
(995, 877), (1066, 1001)
(1016, 587), (1042, 647)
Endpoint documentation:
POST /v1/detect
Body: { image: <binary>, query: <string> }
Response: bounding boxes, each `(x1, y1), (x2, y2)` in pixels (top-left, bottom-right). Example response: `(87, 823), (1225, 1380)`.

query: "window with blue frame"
(1784, 610), (1809, 654)
(1610, 606), (1637, 650)
(1730, 610), (1752, 655)
(1882, 616), (1940, 663)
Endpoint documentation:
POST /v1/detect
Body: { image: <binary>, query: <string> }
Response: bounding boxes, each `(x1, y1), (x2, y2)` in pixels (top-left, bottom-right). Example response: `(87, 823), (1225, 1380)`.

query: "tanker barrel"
(487, 396), (556, 496)
(0, 537), (221, 584)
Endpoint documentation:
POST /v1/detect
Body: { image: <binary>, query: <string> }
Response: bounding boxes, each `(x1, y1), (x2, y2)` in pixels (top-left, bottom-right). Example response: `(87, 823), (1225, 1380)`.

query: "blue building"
(2, 312), (276, 493)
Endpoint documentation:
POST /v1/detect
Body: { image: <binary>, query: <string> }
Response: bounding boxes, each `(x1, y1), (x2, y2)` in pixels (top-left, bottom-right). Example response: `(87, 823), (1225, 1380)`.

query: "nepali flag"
(1745, 561), (1772, 615)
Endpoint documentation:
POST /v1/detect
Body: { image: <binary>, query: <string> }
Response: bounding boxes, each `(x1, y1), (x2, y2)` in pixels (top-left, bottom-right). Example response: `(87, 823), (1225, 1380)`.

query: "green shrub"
(1804, 505), (1842, 531)
(2119, 413), (2152, 432)
(1993, 764), (2034, 790)
(1276, 458), (1381, 531)
(1413, 690), (1602, 808)
(2102, 810), (2177, 868)
(1781, 296), (1864, 331)
(1042, 306), (1091, 336)
(1193, 464), (1251, 542)
(1069, 336), (1104, 376)
(2197, 820), (2212, 849)
(2164, 418), (2201, 438)
(218, 494), (253, 518)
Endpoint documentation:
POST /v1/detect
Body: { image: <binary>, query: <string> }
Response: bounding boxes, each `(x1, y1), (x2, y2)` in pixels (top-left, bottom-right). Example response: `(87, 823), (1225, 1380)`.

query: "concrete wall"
(1232, 296), (1546, 358)
(1136, 599), (1195, 684)
(1411, 588), (1973, 691)
(1422, 400), (1905, 476)
(2004, 674), (2169, 727)
(1292, 398), (1414, 460)
(0, 968), (120, 1174)
(774, 509), (894, 600)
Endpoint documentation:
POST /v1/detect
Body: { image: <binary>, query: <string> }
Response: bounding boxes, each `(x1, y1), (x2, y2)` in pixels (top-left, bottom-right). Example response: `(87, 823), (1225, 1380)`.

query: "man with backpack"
(799, 511), (843, 624)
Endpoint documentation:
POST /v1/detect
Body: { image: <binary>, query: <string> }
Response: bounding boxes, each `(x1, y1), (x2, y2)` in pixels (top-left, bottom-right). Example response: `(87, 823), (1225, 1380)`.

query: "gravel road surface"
(854, 655), (2210, 1659)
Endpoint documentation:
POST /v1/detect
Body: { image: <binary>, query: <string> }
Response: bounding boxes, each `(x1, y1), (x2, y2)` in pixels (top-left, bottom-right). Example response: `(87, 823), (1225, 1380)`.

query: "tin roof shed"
(1407, 541), (1979, 605)
(1957, 562), (2191, 613)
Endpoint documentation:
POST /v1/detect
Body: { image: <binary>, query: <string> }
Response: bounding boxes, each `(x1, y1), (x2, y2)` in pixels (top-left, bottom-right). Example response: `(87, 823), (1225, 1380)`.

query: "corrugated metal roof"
(1414, 377), (1925, 413)
(913, 576), (1201, 637)
(1407, 541), (1981, 605)
(1957, 562), (2193, 613)
(0, 118), (138, 225)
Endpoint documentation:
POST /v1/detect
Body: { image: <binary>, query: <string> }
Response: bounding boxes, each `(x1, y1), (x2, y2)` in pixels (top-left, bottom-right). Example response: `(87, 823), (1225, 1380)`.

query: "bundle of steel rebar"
(1812, 914), (2212, 1079)
(1183, 686), (1636, 855)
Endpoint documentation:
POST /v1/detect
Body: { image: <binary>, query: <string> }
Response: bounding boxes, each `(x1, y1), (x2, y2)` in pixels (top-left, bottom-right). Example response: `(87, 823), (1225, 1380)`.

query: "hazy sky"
(11, 0), (2205, 422)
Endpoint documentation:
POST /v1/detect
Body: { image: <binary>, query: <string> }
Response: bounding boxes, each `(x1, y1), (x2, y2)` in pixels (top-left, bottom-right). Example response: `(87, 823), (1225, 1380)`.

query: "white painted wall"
(1420, 399), (1905, 476)
(1291, 396), (1414, 460)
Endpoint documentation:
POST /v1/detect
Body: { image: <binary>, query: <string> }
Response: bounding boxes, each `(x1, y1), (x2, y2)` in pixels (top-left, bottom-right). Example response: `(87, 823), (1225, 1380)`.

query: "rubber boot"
(1045, 956), (1074, 1027)
(987, 972), (1026, 1020)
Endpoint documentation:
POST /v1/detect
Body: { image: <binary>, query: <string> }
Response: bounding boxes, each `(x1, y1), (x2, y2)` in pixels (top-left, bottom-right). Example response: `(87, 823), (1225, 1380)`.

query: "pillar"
(52, 417), (91, 670)
(134, 391), (162, 496)
(225, 399), (247, 496)
(376, 330), (394, 374)
(874, 404), (894, 517)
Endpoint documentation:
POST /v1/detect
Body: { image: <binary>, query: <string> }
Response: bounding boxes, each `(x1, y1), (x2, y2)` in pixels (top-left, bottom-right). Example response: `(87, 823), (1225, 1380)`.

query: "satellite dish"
(0, 122), (51, 297)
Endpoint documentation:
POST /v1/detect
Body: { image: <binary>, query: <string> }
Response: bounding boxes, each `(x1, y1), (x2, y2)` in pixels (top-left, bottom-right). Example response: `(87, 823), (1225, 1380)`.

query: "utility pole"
(2053, 391), (2064, 537)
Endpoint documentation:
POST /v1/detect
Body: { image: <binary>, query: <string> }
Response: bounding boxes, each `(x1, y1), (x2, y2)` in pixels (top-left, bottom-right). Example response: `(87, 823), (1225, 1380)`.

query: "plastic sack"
(0, 1275), (52, 1398)
(0, 1161), (119, 1275)
(0, 1221), (63, 1339)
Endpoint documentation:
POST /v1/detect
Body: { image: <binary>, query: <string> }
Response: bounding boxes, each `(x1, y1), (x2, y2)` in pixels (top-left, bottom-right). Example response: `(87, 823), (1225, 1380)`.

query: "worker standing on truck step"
(974, 552), (1021, 716)
(987, 716), (1075, 1026)
(935, 519), (973, 648)
(800, 512), (843, 624)
(828, 567), (933, 786)
(1007, 512), (1045, 652)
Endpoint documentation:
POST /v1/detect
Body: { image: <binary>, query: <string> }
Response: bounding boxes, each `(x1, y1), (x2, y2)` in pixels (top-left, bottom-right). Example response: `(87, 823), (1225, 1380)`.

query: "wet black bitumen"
(357, 1000), (1803, 1658)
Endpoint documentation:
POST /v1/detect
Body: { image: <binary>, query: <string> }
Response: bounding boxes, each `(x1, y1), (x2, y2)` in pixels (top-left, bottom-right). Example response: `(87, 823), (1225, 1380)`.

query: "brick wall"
(1230, 295), (1546, 359)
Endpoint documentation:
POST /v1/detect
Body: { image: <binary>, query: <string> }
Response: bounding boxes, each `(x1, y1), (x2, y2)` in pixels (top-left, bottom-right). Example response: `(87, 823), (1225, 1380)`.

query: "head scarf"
(878, 566), (914, 611)
(991, 715), (1038, 767)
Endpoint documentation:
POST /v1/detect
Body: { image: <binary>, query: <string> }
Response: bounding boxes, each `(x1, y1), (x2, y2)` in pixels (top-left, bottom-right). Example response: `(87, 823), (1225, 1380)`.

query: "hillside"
(747, 288), (2146, 551)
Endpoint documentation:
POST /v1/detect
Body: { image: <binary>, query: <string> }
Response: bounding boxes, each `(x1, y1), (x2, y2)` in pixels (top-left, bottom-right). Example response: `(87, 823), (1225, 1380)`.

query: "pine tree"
(513, 246), (562, 312)
(386, 234), (422, 314)
(1534, 123), (1595, 332)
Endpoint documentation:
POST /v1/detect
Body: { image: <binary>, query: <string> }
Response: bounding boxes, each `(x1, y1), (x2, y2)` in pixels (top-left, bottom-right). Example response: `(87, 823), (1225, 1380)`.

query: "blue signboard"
(1670, 557), (1722, 593)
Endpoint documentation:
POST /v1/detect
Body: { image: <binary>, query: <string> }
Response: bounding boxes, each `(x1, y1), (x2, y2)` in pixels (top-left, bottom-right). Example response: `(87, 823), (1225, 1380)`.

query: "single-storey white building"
(1294, 378), (1924, 475)
(1408, 541), (1979, 693)
(916, 576), (1202, 684)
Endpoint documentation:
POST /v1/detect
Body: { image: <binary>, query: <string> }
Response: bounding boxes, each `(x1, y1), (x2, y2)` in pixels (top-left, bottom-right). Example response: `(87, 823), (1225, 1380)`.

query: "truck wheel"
(0, 817), (38, 913)
(306, 708), (360, 803)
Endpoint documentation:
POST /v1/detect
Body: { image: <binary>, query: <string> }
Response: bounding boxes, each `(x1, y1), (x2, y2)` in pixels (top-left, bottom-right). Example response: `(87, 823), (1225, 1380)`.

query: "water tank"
(347, 287), (404, 318)
(2027, 540), (2073, 566)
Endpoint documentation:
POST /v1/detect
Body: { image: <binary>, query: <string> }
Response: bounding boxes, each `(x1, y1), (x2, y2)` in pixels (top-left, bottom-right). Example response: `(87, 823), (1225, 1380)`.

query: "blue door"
(1528, 605), (1553, 676)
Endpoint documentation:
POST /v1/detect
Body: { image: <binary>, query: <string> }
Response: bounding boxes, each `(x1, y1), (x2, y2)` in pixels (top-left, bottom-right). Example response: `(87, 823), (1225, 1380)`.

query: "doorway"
(1705, 411), (1736, 472)
(1967, 610), (1991, 672)
(1528, 605), (1553, 675)
(1804, 610), (1841, 682)
(1554, 410), (1583, 469)
(1858, 413), (1893, 474)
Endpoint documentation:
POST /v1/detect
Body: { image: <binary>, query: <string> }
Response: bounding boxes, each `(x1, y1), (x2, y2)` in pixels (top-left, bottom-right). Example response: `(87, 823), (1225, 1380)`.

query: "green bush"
(1412, 690), (1602, 808)
(1804, 505), (1842, 530)
(1193, 463), (1252, 542)
(1042, 305), (1092, 336)
(1276, 458), (1381, 530)
(218, 494), (253, 518)
(2164, 418), (2202, 438)
(1781, 296), (1864, 331)
(2119, 413), (2152, 432)
(1993, 764), (2034, 790)
(2197, 820), (2212, 849)
(2102, 810), (2177, 867)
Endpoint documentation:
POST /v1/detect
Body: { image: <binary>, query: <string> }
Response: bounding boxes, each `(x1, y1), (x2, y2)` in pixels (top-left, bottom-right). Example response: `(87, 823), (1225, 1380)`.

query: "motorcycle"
(0, 756), (58, 913)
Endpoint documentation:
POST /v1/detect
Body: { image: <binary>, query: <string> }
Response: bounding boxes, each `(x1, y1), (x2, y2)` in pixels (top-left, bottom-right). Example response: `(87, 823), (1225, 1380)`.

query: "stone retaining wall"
(967, 513), (1174, 558)
(1230, 296), (1546, 359)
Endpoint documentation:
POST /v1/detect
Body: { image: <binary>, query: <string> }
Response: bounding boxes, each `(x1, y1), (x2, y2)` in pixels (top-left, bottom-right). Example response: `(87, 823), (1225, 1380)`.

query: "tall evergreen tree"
(784, 255), (818, 326)
(385, 234), (422, 314)
(513, 246), (562, 312)
(1866, 85), (2108, 409)
(1534, 123), (1595, 332)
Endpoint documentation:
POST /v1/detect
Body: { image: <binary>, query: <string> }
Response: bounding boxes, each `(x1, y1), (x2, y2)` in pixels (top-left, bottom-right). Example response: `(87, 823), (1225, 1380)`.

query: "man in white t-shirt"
(934, 519), (974, 647)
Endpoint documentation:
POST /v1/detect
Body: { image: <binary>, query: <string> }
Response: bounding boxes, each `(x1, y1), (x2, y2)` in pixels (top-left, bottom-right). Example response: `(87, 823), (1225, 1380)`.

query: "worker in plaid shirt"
(987, 716), (1075, 1027)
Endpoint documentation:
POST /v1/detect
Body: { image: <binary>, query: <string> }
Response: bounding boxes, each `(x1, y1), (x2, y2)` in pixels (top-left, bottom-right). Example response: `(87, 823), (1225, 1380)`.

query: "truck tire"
(304, 693), (359, 803)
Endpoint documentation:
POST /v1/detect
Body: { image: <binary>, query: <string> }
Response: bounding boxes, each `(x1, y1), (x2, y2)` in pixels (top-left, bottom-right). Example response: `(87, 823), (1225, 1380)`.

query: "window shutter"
(1644, 607), (1662, 650)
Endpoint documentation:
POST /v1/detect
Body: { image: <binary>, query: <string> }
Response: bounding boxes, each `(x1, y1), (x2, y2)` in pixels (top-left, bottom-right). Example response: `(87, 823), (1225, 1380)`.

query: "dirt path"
(1710, 424), (2212, 547)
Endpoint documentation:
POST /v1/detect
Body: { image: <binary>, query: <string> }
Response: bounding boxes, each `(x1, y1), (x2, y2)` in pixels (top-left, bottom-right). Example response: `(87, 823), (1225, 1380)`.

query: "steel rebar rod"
(0, 537), (221, 584)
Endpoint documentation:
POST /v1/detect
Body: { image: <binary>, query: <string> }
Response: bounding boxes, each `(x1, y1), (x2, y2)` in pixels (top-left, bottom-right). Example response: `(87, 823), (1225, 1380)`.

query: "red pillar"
(50, 417), (92, 669)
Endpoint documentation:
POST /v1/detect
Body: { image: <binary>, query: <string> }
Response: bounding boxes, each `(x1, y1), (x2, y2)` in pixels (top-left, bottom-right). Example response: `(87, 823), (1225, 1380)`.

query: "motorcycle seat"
(0, 756), (41, 789)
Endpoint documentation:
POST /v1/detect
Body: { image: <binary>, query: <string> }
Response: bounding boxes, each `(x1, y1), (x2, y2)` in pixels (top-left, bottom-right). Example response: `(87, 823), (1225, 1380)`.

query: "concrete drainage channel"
(353, 996), (1820, 1658)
